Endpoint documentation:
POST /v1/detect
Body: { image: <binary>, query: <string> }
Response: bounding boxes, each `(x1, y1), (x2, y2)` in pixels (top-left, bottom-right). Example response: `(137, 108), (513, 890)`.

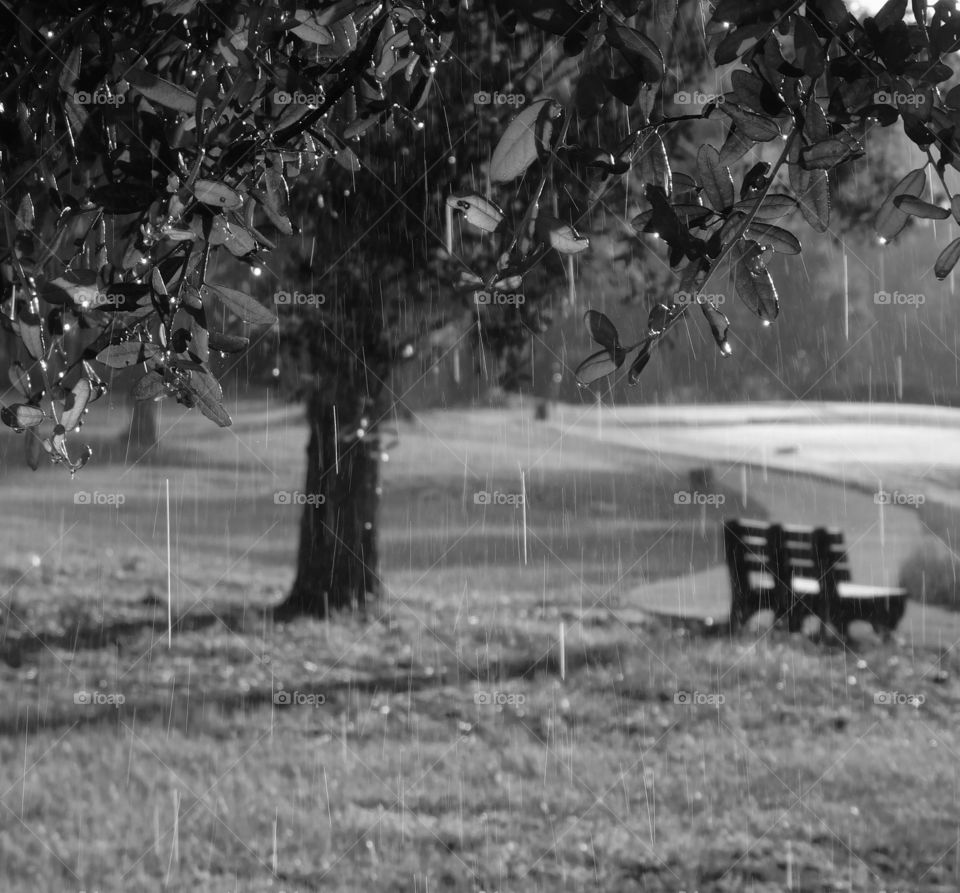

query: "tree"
(2, 0), (960, 618)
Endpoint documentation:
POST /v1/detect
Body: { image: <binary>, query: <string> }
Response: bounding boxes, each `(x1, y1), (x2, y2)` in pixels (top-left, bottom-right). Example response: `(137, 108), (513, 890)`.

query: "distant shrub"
(899, 540), (960, 610)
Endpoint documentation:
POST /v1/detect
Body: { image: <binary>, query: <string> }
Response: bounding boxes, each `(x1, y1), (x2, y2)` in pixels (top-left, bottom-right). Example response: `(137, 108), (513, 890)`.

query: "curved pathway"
(551, 403), (960, 647)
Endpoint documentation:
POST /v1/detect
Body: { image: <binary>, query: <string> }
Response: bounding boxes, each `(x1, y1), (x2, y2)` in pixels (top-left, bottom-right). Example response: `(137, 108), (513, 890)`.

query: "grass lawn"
(0, 398), (957, 891)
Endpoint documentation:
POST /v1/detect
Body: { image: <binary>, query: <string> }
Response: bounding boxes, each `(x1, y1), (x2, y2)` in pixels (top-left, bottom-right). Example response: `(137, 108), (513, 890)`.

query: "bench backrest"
(725, 518), (851, 594)
(723, 518), (780, 590)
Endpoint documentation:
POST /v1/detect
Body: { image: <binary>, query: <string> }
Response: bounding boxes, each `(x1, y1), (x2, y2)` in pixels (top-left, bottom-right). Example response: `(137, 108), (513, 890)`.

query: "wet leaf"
(132, 371), (167, 400)
(208, 332), (250, 353)
(744, 223), (802, 254)
(721, 104), (781, 142)
(734, 193), (797, 220)
(701, 301), (732, 354)
(543, 219), (589, 254)
(1, 404), (44, 430)
(934, 237), (960, 280)
(627, 341), (654, 383)
(697, 145), (734, 211)
(61, 378), (92, 432)
(204, 284), (277, 325)
(605, 23), (664, 83)
(584, 309), (621, 355)
(193, 179), (244, 210)
(8, 362), (31, 399)
(25, 433), (42, 470)
(875, 168), (926, 242)
(95, 341), (160, 369)
(734, 241), (778, 322)
(489, 99), (558, 184)
(892, 195), (950, 219)
(575, 348), (622, 386)
(191, 370), (232, 427)
(447, 194), (504, 233)
(126, 68), (197, 113)
(711, 0), (794, 25)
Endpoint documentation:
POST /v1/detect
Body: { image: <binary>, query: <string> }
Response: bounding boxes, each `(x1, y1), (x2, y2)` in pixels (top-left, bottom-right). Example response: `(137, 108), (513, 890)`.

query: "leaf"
(131, 371), (167, 400)
(647, 303), (674, 335)
(544, 219), (589, 254)
(627, 341), (654, 383)
(25, 433), (42, 470)
(875, 168), (926, 242)
(95, 341), (160, 369)
(638, 132), (672, 196)
(8, 362), (31, 399)
(934, 238), (960, 280)
(191, 370), (232, 427)
(447, 194), (504, 232)
(18, 322), (44, 361)
(193, 179), (244, 210)
(952, 195), (960, 225)
(892, 195), (950, 219)
(125, 68), (197, 113)
(204, 284), (277, 325)
(712, 0), (793, 25)
(734, 193), (797, 220)
(744, 223), (801, 254)
(800, 138), (863, 170)
(873, 0), (907, 31)
(575, 349), (622, 386)
(208, 332), (250, 353)
(90, 182), (156, 215)
(715, 23), (770, 65)
(1, 404), (44, 430)
(789, 162), (830, 232)
(701, 302), (732, 355)
(61, 378), (92, 432)
(489, 99), (559, 184)
(734, 241), (779, 322)
(584, 310), (621, 355)
(605, 23), (664, 83)
(793, 17), (825, 77)
(697, 145), (734, 211)
(720, 125), (756, 165)
(720, 104), (781, 141)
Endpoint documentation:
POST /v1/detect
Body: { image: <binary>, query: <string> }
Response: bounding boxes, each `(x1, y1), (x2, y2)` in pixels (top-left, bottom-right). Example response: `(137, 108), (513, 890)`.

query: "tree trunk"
(276, 388), (382, 619)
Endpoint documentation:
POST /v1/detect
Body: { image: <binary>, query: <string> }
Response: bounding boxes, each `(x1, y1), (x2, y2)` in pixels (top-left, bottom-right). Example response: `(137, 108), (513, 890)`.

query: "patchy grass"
(0, 399), (958, 891)
(0, 581), (959, 892)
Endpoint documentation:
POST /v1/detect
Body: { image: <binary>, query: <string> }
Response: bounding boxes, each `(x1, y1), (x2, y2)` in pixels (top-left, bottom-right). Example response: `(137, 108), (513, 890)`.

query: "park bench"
(723, 518), (908, 638)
